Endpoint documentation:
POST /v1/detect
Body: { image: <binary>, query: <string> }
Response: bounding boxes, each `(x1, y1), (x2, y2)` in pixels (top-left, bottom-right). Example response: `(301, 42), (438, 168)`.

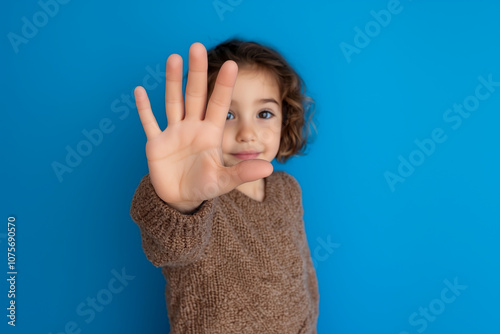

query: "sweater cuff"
(130, 174), (215, 266)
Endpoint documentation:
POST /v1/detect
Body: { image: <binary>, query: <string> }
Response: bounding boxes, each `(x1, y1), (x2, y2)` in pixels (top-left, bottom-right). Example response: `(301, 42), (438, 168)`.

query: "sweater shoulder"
(271, 171), (303, 212)
(273, 170), (302, 194)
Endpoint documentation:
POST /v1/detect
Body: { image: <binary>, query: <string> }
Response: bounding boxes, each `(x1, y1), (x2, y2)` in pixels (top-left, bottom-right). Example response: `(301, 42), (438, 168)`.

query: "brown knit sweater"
(130, 171), (319, 333)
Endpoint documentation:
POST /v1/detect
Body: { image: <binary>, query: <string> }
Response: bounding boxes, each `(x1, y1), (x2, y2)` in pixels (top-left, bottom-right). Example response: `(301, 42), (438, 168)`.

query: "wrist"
(166, 201), (204, 214)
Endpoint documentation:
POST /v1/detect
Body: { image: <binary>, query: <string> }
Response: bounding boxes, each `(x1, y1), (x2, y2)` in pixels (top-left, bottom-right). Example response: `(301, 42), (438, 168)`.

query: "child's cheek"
(260, 121), (281, 145)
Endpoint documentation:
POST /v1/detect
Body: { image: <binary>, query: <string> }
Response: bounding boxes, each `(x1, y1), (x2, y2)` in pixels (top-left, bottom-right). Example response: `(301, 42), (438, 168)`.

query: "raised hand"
(134, 42), (273, 213)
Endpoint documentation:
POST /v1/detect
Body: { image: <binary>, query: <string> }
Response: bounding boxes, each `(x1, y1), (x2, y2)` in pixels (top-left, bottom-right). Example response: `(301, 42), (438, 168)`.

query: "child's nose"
(236, 121), (257, 142)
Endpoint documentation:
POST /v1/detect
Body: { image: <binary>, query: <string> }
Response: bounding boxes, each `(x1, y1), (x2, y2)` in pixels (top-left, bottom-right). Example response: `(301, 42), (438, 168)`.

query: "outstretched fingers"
(134, 86), (161, 140)
(184, 42), (208, 121)
(205, 60), (238, 129)
(165, 54), (184, 124)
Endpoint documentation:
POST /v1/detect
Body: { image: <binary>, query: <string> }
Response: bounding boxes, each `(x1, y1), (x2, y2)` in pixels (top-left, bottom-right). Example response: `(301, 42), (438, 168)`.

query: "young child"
(130, 38), (319, 333)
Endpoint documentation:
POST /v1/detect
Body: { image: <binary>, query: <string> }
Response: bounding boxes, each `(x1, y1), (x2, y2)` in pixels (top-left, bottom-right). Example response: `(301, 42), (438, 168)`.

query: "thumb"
(220, 159), (274, 194)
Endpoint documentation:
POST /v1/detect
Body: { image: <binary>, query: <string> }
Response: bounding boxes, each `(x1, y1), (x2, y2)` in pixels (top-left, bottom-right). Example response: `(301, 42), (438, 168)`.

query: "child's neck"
(235, 178), (265, 202)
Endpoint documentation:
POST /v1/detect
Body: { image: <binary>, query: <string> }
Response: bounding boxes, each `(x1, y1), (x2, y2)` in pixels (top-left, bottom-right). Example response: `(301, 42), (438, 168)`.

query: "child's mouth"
(232, 152), (260, 160)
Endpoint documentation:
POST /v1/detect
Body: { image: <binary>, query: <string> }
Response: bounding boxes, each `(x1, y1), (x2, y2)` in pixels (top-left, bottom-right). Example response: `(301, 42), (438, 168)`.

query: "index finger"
(204, 60), (238, 129)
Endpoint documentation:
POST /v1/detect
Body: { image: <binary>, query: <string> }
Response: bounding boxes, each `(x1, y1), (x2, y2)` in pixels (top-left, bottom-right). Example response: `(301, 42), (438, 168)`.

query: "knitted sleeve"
(129, 173), (216, 267)
(282, 172), (320, 325)
(304, 237), (320, 325)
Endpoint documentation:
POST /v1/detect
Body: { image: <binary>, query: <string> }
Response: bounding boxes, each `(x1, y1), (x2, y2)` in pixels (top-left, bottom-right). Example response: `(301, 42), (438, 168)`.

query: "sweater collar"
(224, 172), (280, 210)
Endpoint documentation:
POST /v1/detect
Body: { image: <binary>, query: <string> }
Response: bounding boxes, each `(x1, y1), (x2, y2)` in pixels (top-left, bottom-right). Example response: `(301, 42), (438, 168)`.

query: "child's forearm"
(130, 174), (215, 267)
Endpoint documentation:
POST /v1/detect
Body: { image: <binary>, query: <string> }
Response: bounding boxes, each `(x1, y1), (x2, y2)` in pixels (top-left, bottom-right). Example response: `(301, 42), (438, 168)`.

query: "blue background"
(2, 0), (499, 333)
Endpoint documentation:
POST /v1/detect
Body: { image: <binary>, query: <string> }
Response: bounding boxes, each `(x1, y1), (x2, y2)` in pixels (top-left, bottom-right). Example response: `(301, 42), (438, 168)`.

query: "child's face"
(222, 68), (282, 167)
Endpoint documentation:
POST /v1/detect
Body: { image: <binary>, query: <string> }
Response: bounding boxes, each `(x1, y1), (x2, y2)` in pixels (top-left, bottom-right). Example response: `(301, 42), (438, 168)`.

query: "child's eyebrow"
(258, 98), (280, 106)
(231, 98), (280, 106)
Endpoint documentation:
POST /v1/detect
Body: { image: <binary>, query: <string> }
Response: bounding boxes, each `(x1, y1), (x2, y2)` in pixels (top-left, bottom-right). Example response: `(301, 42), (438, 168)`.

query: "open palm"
(134, 43), (273, 212)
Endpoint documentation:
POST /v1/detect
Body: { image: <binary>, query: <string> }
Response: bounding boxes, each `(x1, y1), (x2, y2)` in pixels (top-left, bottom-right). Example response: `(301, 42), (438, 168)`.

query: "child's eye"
(226, 111), (235, 120)
(258, 110), (274, 119)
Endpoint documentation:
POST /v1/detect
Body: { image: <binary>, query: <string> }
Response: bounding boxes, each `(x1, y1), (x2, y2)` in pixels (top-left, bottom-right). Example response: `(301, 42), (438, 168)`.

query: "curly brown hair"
(206, 38), (316, 163)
